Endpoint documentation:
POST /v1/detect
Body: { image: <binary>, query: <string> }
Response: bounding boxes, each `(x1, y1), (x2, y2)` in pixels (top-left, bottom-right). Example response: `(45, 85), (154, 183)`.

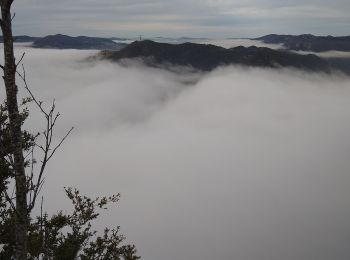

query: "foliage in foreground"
(0, 186), (139, 260)
(0, 99), (139, 260)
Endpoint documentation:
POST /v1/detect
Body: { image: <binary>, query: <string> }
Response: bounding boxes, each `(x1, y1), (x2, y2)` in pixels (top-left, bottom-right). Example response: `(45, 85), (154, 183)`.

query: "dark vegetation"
(326, 57), (350, 74)
(99, 40), (331, 72)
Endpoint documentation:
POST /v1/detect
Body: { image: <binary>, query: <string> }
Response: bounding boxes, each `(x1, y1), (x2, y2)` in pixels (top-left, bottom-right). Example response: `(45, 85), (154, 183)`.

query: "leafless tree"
(0, 1), (28, 258)
(0, 1), (72, 258)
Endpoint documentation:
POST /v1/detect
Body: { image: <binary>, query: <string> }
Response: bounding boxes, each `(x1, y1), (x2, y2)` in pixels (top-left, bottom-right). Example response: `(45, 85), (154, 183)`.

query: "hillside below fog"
(98, 40), (331, 72)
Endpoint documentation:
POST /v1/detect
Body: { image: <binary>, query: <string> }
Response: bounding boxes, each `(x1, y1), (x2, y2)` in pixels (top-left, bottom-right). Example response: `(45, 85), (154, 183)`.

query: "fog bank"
(1, 47), (350, 260)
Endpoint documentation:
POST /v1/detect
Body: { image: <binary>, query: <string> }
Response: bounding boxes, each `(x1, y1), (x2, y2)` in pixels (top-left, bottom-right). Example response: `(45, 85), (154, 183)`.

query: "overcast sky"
(11, 0), (350, 38)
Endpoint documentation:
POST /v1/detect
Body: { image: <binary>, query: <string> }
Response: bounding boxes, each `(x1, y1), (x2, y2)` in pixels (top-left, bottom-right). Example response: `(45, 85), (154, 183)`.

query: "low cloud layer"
(294, 50), (350, 58)
(1, 46), (350, 260)
(202, 39), (284, 49)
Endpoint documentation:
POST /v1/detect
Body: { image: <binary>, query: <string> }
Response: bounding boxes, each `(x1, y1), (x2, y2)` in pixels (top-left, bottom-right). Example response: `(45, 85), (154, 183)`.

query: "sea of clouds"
(1, 44), (350, 260)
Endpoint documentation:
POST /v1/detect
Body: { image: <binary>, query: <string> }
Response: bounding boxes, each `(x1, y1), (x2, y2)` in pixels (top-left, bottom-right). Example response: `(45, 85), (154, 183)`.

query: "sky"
(1, 45), (349, 260)
(11, 0), (350, 38)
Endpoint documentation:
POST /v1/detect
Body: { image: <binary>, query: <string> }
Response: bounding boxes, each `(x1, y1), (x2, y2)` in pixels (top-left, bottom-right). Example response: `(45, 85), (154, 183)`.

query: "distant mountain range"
(3, 33), (350, 53)
(0, 35), (40, 42)
(0, 34), (126, 50)
(32, 34), (126, 50)
(2, 33), (349, 73)
(255, 34), (350, 52)
(98, 40), (331, 72)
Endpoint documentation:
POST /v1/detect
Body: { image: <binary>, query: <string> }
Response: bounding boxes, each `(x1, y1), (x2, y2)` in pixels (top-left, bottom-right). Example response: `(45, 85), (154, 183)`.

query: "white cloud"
(1, 46), (350, 260)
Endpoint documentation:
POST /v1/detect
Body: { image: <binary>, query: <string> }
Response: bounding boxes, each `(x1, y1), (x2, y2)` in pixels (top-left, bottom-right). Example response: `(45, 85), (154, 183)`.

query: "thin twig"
(16, 52), (25, 67)
(14, 60), (74, 212)
(2, 190), (17, 214)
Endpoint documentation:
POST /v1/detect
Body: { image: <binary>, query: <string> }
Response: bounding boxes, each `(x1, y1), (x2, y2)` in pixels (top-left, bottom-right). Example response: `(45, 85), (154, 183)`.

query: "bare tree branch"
(14, 65), (74, 211)
(15, 52), (25, 67)
(2, 190), (17, 215)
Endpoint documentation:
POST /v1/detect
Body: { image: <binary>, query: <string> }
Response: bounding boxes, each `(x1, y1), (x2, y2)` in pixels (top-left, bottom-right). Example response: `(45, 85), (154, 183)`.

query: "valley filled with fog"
(1, 43), (350, 260)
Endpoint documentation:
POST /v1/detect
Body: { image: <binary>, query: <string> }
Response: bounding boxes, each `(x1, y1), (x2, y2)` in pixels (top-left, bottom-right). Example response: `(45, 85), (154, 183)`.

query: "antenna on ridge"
(139, 35), (142, 41)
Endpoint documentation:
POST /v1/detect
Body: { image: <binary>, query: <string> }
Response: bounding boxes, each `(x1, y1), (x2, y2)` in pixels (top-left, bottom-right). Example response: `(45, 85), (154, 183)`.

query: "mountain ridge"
(32, 34), (127, 50)
(98, 40), (331, 72)
(255, 34), (350, 52)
